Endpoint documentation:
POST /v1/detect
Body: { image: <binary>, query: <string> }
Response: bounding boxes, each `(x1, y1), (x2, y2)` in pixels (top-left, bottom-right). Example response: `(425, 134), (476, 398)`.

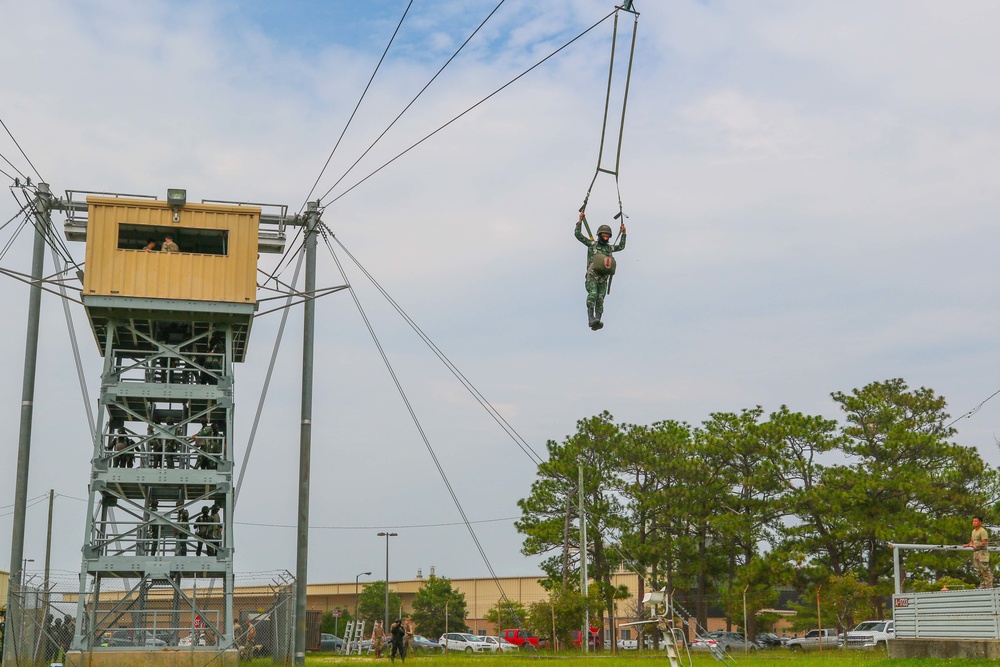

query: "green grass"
(298, 651), (983, 667)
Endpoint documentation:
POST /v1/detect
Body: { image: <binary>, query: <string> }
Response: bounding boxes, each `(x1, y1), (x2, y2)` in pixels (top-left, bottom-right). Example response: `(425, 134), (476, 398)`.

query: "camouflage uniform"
(371, 621), (386, 658)
(971, 525), (993, 587)
(575, 219), (626, 328)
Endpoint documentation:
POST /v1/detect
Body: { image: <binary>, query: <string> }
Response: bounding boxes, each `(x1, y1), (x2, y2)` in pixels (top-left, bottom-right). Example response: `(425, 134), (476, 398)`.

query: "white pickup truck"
(841, 620), (893, 650)
(785, 629), (839, 651)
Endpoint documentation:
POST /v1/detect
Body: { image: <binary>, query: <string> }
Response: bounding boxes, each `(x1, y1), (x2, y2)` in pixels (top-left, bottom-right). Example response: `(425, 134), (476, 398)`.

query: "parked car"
(690, 632), (758, 653)
(439, 632), (490, 652)
(101, 629), (168, 647)
(178, 634), (207, 647)
(841, 620), (893, 650)
(411, 634), (444, 653)
(319, 633), (345, 651)
(480, 636), (518, 653)
(618, 638), (639, 650)
(500, 628), (540, 649)
(570, 627), (602, 649)
(755, 632), (786, 648)
(786, 628), (839, 652)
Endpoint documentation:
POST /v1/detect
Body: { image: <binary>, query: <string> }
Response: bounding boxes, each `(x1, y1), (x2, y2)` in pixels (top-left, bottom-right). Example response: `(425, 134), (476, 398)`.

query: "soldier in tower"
(176, 506), (190, 556)
(191, 422), (214, 470)
(148, 424), (162, 468)
(113, 428), (134, 468)
(194, 506), (214, 556)
(574, 211), (626, 330)
(210, 505), (223, 554)
(143, 239), (157, 252)
(164, 416), (180, 469)
(147, 499), (161, 556)
(161, 234), (179, 253)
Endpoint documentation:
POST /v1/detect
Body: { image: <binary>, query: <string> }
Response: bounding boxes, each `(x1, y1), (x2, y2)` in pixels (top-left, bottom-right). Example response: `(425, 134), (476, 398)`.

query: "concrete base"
(890, 638), (1000, 659)
(64, 649), (238, 667)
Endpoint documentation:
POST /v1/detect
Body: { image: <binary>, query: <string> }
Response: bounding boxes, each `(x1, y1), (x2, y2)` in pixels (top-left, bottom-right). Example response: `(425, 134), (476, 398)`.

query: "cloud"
(1, 0), (1000, 584)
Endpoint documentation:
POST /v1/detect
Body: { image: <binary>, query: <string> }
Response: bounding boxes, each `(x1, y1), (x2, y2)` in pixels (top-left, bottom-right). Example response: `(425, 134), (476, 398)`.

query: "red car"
(571, 627), (602, 650)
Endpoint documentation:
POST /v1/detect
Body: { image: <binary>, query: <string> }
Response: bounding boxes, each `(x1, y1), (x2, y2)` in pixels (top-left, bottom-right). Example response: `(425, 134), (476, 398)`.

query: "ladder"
(342, 619), (366, 655)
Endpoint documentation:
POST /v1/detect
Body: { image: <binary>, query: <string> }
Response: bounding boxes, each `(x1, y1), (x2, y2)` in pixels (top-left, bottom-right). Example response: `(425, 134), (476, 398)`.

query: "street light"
(377, 532), (398, 630)
(355, 571), (372, 622)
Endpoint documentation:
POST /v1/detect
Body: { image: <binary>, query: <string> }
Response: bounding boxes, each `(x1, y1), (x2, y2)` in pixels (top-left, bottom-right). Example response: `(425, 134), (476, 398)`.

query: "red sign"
(894, 597), (909, 608)
(331, 609), (342, 617)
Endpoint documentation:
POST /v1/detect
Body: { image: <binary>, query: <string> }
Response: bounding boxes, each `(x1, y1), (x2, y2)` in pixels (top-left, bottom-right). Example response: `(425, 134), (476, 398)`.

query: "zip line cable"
(262, 1), (417, 290)
(318, 0), (508, 205)
(320, 225), (512, 604)
(299, 0), (415, 214)
(330, 231), (544, 467)
(0, 162), (17, 182)
(946, 388), (1000, 429)
(52, 245), (96, 436)
(0, 115), (44, 183)
(0, 216), (29, 264)
(233, 246), (306, 506)
(324, 9), (617, 206)
(0, 198), (34, 233)
(1, 149), (28, 181)
(235, 516), (520, 530)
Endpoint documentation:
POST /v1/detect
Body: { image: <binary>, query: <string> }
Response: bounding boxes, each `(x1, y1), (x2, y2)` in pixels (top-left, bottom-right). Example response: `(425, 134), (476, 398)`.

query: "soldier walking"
(389, 618), (406, 662)
(371, 620), (386, 658)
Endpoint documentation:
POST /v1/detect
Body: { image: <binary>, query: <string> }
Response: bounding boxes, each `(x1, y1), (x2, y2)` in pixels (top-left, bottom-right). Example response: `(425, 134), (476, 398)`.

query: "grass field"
(293, 652), (977, 667)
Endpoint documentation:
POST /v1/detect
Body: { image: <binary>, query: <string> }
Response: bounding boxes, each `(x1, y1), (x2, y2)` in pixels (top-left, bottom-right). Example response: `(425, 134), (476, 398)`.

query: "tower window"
(118, 224), (229, 256)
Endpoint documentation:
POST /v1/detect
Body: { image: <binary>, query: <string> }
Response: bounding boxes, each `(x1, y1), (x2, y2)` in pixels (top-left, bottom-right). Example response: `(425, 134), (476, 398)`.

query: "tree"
(485, 598), (527, 631)
(410, 576), (468, 640)
(524, 587), (601, 646)
(614, 421), (698, 619)
(697, 407), (787, 636)
(516, 412), (627, 633)
(357, 581), (402, 626)
(830, 379), (997, 616)
(321, 609), (352, 635)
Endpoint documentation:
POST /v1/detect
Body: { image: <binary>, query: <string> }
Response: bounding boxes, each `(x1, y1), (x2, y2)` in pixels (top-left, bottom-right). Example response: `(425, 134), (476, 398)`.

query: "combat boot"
(588, 306), (597, 329)
(592, 307), (604, 330)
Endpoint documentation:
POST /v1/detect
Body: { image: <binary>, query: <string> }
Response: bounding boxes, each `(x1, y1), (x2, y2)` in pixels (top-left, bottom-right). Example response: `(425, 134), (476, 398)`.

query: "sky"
(1, 0), (1000, 588)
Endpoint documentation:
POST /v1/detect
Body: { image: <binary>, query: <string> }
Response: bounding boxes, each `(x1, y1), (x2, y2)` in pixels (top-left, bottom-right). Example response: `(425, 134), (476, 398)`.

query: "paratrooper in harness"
(575, 212), (626, 330)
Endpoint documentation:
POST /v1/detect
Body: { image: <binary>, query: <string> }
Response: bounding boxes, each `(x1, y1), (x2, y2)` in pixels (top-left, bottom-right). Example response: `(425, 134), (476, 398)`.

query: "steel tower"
(60, 192), (285, 664)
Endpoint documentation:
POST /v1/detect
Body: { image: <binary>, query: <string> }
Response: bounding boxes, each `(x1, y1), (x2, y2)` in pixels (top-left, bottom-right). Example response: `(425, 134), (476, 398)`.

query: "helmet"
(596, 224), (613, 239)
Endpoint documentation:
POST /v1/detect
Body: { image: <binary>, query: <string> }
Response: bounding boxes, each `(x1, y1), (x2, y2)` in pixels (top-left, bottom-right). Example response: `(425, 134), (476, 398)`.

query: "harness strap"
(580, 5), (638, 227)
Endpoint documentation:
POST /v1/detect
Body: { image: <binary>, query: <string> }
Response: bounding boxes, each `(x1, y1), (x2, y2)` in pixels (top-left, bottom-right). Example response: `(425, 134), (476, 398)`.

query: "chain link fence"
(2, 570), (294, 667)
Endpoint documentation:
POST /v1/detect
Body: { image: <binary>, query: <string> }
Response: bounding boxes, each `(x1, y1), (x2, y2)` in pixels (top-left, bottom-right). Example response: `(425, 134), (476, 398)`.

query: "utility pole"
(294, 201), (320, 664)
(377, 532), (398, 629)
(579, 462), (589, 654)
(43, 489), (54, 613)
(5, 184), (51, 667)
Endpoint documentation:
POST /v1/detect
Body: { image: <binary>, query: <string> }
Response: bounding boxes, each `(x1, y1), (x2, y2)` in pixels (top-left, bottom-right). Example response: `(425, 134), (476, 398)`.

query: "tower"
(62, 192), (281, 662)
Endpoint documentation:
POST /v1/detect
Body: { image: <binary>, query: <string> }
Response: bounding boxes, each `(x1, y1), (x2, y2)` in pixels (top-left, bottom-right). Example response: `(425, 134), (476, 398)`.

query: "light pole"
(355, 571), (371, 622)
(22, 557), (34, 584)
(377, 532), (398, 630)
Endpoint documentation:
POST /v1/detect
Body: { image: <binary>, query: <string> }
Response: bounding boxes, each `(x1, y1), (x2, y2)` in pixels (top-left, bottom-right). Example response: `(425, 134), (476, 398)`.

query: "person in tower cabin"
(161, 234), (179, 252)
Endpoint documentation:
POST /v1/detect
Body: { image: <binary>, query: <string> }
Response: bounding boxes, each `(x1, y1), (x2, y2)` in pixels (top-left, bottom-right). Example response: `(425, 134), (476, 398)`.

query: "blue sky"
(1, 0), (1000, 587)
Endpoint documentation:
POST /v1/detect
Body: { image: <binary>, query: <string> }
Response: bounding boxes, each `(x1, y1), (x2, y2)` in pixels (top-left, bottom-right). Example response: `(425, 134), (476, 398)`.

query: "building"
(306, 570), (795, 642)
